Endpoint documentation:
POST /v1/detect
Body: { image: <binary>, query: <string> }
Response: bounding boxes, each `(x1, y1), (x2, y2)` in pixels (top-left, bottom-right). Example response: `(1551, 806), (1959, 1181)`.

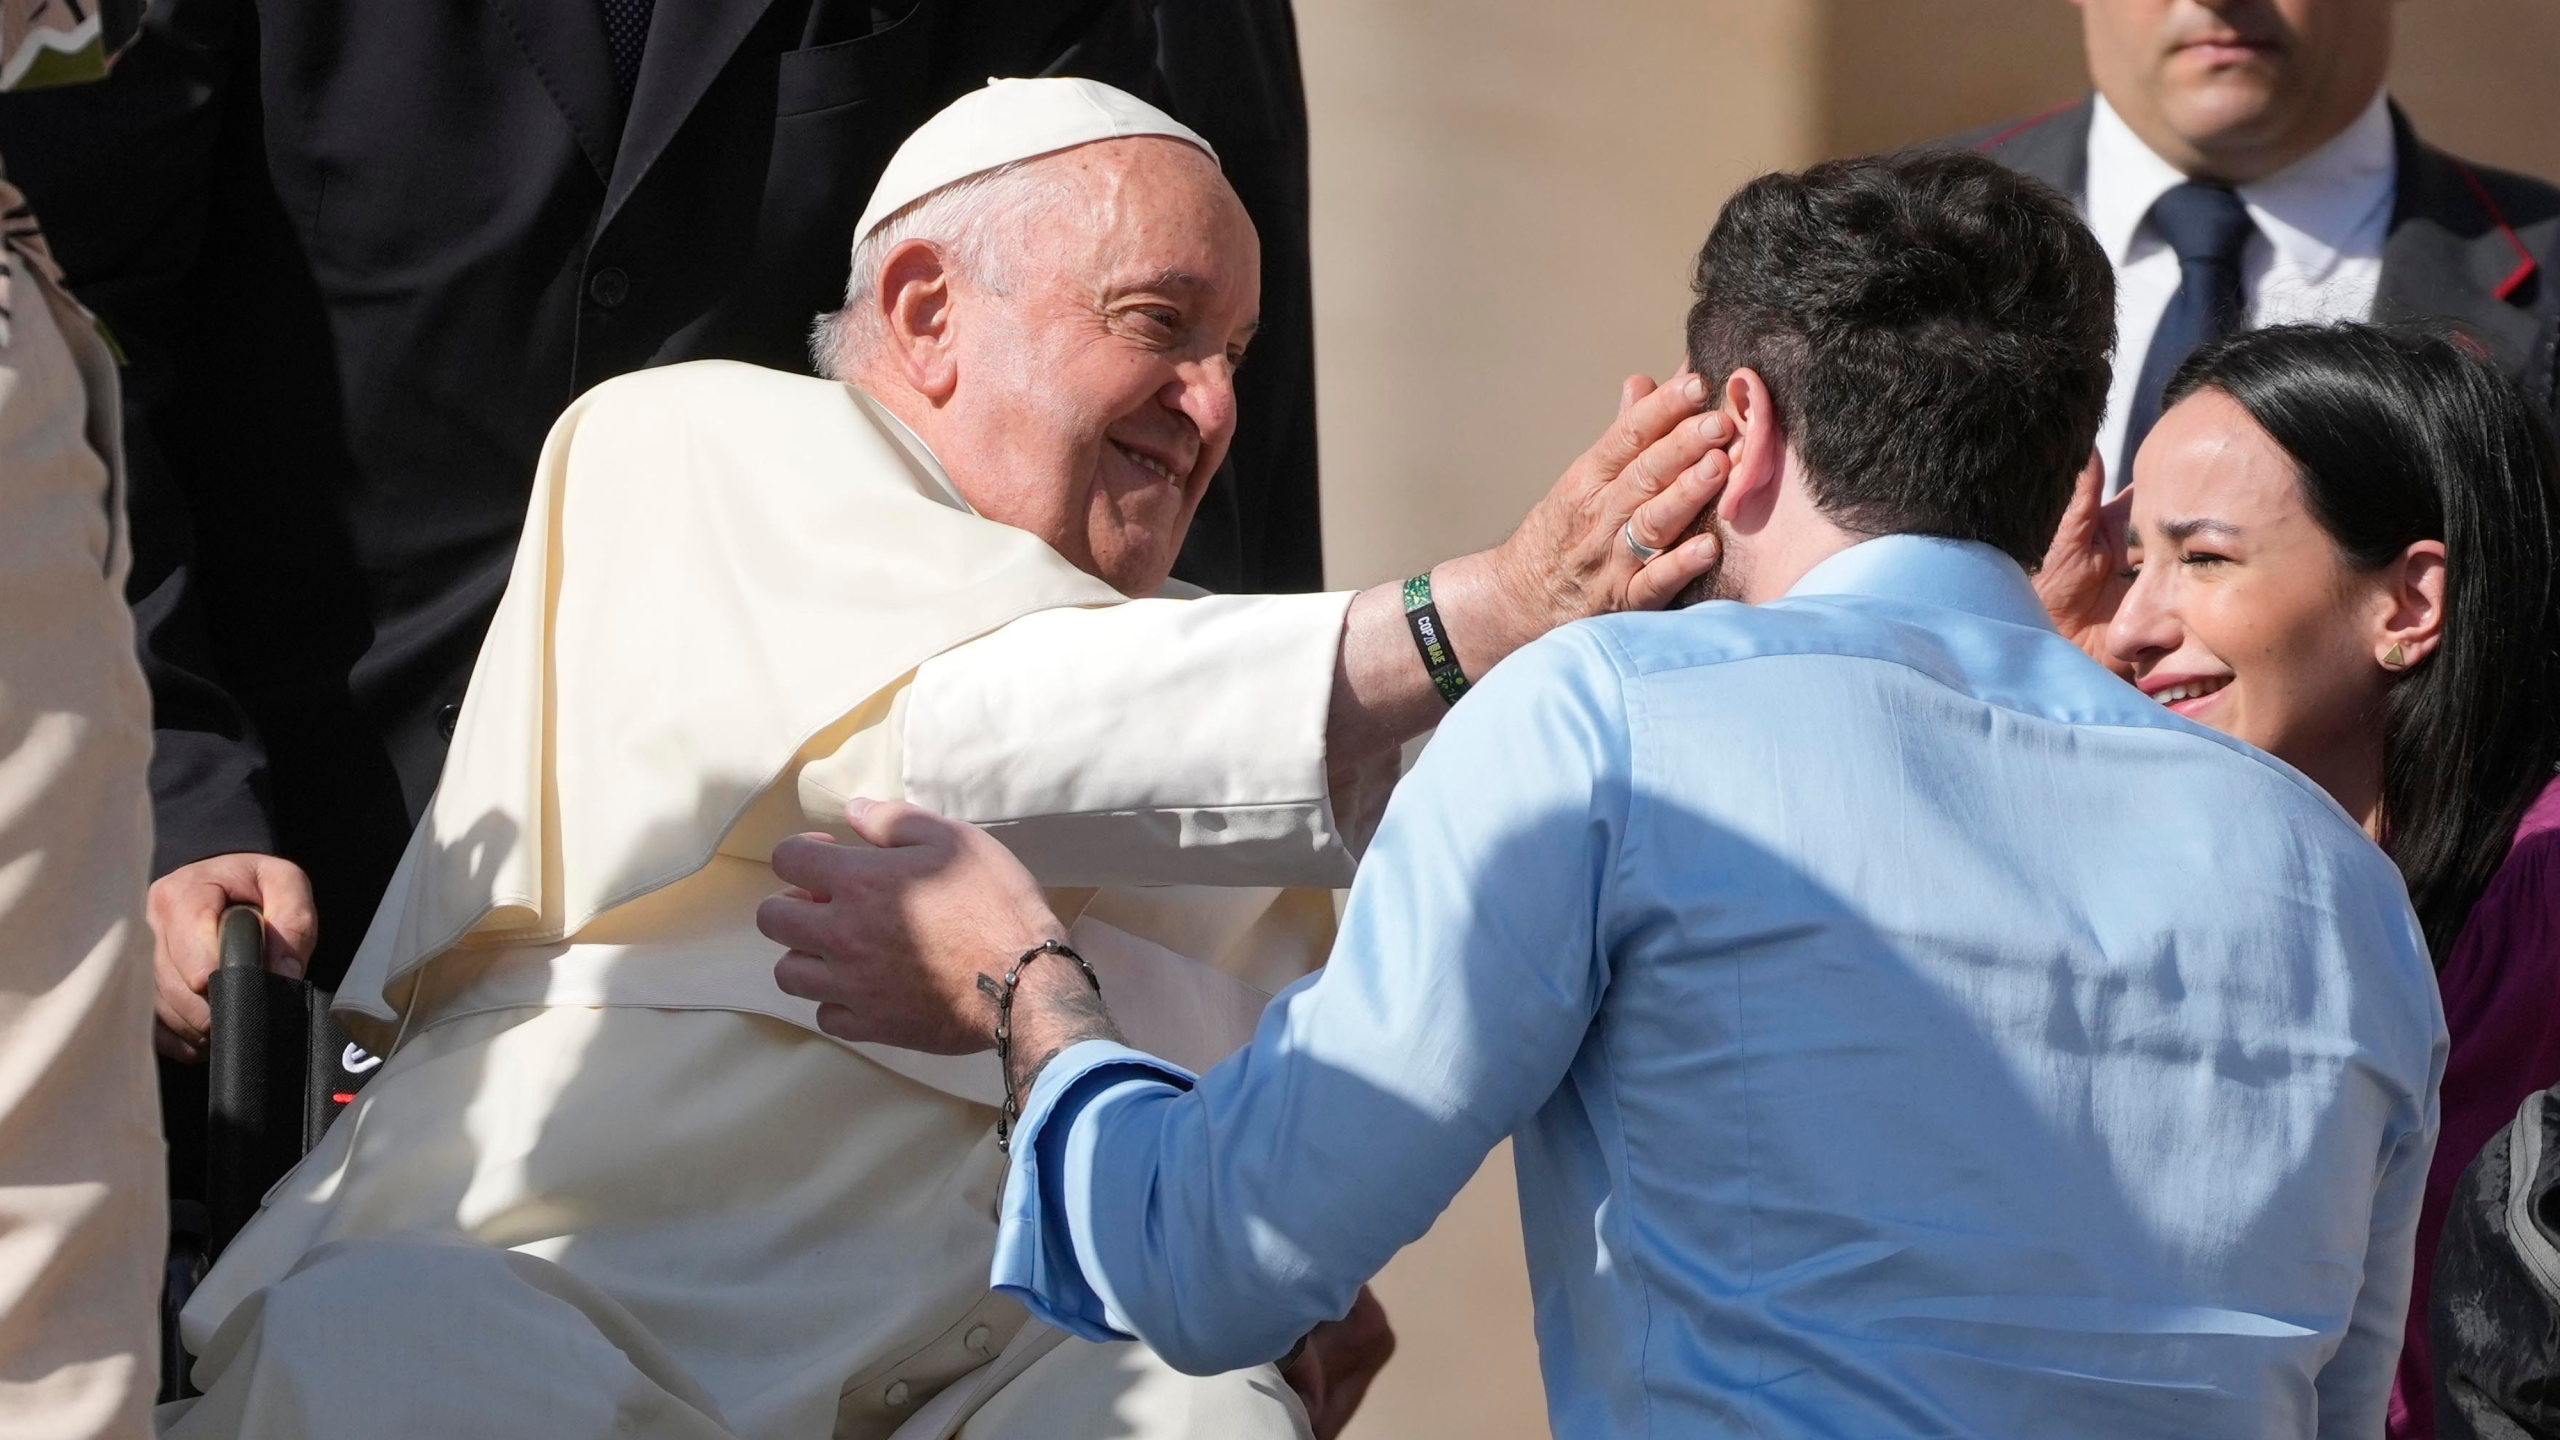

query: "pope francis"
(157, 79), (1731, 1440)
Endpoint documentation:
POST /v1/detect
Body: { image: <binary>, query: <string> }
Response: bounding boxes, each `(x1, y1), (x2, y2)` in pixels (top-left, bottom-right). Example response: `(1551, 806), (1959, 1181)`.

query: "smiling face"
(2074, 0), (2395, 181)
(928, 138), (1259, 596)
(2107, 388), (2400, 793)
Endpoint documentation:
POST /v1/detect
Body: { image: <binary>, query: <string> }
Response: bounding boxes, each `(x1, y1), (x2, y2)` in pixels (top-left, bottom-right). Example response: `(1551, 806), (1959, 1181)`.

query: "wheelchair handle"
(206, 905), (281, 1252)
(215, 904), (263, 972)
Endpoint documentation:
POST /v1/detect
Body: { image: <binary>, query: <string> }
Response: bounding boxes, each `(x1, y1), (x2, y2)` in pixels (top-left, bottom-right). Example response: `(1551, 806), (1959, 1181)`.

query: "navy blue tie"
(2120, 181), (2254, 481)
(602, 0), (655, 105)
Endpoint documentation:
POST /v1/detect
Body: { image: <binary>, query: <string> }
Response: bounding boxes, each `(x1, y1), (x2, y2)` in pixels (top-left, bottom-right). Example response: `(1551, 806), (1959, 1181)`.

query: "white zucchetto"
(851, 77), (1218, 250)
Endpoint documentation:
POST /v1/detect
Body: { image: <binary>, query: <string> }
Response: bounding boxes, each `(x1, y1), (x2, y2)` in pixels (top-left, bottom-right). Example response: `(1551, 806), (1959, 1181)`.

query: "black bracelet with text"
(1401, 572), (1470, 707)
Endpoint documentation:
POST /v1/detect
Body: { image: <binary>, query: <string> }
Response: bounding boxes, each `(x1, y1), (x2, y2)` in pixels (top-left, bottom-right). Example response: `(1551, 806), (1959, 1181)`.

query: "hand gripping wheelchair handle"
(172, 907), (356, 1399)
(204, 905), (305, 1254)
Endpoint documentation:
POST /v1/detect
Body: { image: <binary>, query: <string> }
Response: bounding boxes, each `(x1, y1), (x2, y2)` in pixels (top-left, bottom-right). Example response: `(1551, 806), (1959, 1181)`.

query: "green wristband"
(1401, 572), (1470, 707)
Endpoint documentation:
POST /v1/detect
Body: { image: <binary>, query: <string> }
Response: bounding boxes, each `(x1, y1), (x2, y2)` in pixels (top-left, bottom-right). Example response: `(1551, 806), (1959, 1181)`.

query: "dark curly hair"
(1684, 151), (2116, 566)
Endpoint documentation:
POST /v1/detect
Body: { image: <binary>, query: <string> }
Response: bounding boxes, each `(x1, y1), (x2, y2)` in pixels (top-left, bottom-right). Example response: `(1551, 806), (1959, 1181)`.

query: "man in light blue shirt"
(761, 150), (2445, 1438)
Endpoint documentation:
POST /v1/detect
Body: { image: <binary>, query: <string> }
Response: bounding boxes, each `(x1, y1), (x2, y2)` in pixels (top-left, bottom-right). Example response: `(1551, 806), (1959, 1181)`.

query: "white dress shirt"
(2087, 90), (2397, 487)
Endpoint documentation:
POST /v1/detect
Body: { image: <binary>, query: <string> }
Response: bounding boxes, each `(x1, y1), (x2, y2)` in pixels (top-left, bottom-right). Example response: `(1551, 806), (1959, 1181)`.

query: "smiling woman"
(2057, 320), (2560, 1438)
(2118, 325), (2560, 952)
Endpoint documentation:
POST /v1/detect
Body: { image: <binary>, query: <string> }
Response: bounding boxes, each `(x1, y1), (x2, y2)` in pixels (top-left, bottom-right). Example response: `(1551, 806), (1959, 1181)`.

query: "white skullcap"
(851, 77), (1218, 250)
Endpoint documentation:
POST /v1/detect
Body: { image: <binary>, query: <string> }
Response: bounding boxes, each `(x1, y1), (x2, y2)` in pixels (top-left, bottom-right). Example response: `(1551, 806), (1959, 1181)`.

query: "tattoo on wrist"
(1003, 973), (1124, 1109)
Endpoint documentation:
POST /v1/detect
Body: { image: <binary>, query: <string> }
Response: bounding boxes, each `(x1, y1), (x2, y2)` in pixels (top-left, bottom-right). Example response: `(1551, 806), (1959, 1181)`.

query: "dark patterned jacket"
(2432, 1084), (2560, 1439)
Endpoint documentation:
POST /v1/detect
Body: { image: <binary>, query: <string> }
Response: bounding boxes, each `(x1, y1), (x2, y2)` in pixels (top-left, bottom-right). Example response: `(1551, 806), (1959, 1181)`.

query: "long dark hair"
(2165, 323), (2560, 957)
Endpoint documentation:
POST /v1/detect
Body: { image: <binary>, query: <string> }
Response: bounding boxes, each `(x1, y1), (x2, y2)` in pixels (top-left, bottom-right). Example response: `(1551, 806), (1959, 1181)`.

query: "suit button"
(588, 266), (629, 308)
(436, 703), (461, 740)
(884, 1380), (911, 1408)
(964, 1325), (993, 1356)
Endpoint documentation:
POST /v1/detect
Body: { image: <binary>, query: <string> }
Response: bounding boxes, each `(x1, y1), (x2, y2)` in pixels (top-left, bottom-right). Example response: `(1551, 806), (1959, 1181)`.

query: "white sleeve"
(893, 591), (1367, 889)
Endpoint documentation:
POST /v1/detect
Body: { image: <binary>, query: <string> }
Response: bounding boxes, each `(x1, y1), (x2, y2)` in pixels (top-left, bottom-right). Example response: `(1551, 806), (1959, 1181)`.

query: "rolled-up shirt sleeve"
(990, 626), (1634, 1375)
(993, 1041), (1199, 1341)
(898, 590), (1375, 889)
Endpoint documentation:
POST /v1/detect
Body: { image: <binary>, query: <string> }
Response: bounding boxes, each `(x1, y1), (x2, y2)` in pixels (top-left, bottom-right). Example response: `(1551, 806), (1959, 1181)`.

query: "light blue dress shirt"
(994, 535), (2445, 1438)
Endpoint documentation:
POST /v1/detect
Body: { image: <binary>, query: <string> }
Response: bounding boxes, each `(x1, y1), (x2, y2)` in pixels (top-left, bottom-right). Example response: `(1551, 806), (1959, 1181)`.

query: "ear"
(874, 239), (961, 403)
(1715, 366), (1789, 533)
(2376, 538), (2448, 671)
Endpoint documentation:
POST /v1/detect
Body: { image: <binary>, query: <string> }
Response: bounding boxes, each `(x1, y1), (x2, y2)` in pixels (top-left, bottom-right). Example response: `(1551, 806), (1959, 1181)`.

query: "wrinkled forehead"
(1021, 138), (1260, 298)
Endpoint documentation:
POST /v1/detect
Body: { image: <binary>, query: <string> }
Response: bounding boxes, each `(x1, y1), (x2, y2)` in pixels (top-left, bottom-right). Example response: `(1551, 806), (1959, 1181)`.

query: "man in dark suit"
(0, 0), (1324, 1068)
(1955, 0), (2557, 491)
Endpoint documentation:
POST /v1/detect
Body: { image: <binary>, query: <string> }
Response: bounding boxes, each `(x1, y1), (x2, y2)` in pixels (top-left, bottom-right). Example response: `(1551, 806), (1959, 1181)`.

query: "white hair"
(808, 157), (1077, 381)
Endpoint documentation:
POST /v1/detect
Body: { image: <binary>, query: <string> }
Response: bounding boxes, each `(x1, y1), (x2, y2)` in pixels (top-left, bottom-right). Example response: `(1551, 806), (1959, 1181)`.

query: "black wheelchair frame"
(160, 905), (381, 1402)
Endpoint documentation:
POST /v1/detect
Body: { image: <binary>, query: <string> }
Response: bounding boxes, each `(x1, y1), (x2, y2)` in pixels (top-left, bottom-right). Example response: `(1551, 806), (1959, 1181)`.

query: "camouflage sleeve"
(1, 0), (144, 92)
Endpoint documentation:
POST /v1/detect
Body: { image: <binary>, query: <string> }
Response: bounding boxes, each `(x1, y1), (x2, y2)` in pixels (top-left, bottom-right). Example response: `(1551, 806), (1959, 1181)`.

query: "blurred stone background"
(1299, 3), (2559, 1435)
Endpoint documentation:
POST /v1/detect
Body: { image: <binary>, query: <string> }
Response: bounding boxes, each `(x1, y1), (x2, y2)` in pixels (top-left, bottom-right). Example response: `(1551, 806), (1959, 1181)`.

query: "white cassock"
(160, 360), (1388, 1440)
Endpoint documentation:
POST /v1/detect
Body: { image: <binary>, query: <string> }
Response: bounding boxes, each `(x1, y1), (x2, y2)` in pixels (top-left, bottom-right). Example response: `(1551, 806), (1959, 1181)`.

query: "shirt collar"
(2086, 94), (2194, 268)
(2085, 88), (2396, 282)
(2237, 89), (2395, 282)
(1784, 534), (2052, 630)
(848, 386), (977, 515)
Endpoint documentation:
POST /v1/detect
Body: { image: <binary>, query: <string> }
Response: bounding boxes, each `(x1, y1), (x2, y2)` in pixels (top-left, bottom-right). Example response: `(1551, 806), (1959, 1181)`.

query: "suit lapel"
(485, 0), (623, 183)
(1976, 99), (2092, 205)
(2376, 106), (2544, 382)
(602, 0), (781, 230)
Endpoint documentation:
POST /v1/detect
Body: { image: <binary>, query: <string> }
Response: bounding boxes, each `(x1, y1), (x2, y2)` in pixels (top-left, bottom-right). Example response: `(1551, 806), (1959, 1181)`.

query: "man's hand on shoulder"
(147, 852), (317, 1063)
(763, 800), (1107, 1087)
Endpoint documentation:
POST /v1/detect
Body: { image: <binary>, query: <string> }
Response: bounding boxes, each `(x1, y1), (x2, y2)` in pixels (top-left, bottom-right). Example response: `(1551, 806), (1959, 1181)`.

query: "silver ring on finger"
(1621, 520), (1664, 563)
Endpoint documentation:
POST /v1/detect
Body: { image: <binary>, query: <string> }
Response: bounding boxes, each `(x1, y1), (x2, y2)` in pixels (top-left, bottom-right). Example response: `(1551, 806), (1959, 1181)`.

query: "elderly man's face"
(946, 139), (1260, 596)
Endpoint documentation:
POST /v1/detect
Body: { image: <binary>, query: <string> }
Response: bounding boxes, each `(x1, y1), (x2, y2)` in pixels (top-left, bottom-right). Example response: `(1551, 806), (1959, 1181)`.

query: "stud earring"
(2381, 642), (2408, 671)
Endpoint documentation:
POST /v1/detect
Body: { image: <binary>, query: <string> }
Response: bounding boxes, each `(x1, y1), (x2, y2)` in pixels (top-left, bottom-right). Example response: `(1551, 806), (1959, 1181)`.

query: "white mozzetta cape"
(336, 360), (1352, 1059)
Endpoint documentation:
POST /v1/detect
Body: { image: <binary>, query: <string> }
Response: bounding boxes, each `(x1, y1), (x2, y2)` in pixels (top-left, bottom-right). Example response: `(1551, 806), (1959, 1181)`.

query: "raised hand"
(2033, 451), (2135, 678)
(1465, 372), (1736, 653)
(1328, 374), (1739, 770)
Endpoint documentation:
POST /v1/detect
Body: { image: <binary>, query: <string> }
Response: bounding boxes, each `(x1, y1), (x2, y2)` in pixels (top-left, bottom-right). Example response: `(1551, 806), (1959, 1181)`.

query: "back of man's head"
(1685, 151), (2114, 568)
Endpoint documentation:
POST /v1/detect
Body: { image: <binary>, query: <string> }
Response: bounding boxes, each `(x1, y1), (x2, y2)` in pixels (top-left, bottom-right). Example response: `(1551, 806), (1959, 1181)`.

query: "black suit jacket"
(0, 0), (1323, 977)
(1953, 98), (2560, 420)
